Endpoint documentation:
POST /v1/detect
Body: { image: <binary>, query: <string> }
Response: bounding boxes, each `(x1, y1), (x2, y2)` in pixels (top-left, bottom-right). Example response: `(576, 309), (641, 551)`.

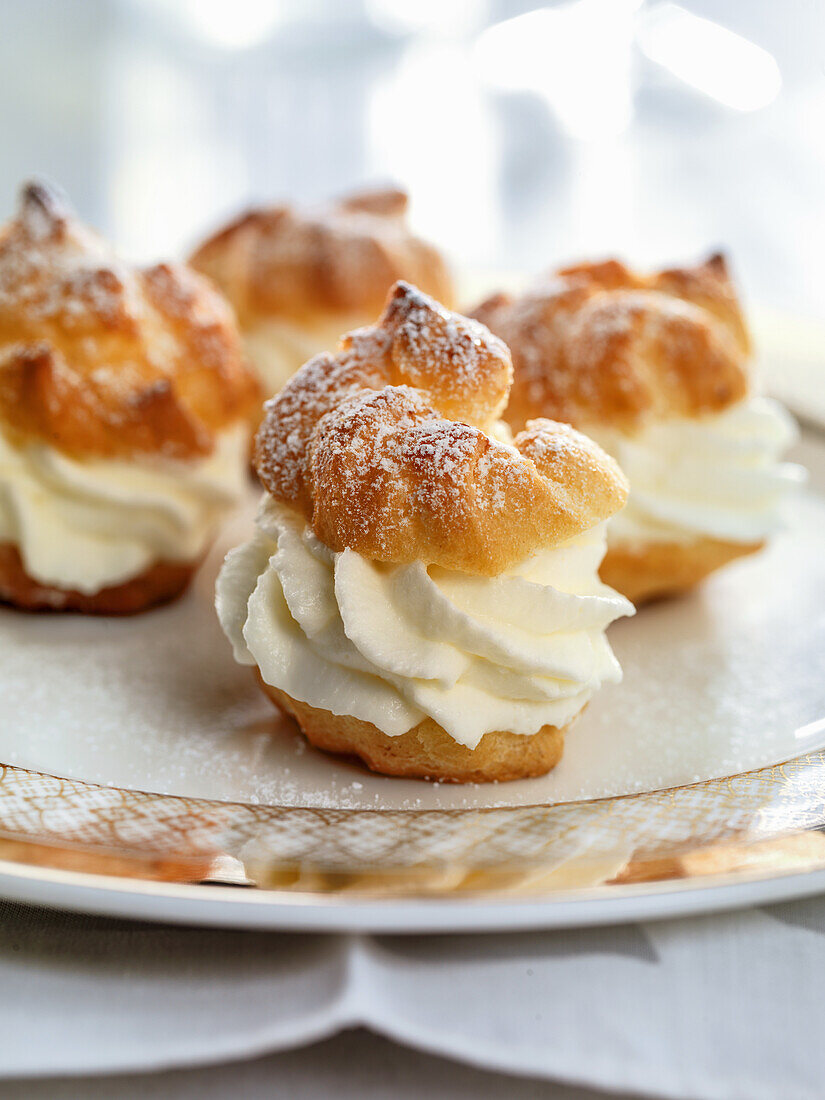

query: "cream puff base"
(599, 536), (762, 604)
(0, 542), (198, 615)
(261, 679), (570, 783)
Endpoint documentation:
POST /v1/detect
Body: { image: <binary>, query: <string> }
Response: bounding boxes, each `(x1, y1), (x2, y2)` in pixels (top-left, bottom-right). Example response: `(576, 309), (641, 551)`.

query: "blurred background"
(1, 0), (824, 320)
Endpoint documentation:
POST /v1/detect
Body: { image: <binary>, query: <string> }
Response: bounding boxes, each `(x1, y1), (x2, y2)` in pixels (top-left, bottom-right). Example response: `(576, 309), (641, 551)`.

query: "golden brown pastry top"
(0, 180), (261, 460)
(471, 255), (752, 435)
(255, 281), (628, 575)
(189, 187), (455, 329)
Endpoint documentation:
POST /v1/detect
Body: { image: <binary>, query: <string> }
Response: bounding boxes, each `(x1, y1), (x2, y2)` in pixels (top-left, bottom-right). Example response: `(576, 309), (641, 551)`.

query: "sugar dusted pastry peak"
(15, 178), (81, 242)
(473, 254), (803, 603)
(254, 281), (628, 575)
(560, 252), (751, 353)
(0, 179), (260, 461)
(189, 185), (454, 327)
(471, 253), (751, 434)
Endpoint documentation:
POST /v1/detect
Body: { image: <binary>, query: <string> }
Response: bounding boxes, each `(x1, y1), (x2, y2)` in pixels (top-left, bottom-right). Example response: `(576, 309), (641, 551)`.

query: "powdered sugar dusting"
(0, 188), (125, 327)
(0, 479), (823, 808)
(190, 186), (453, 321)
(0, 180), (259, 459)
(472, 260), (751, 434)
(254, 280), (623, 570)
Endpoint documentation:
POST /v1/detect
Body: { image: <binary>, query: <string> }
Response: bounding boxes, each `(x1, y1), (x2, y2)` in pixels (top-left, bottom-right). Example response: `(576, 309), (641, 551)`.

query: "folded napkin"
(2, 1030), (633, 1100)
(2, 893), (824, 1099)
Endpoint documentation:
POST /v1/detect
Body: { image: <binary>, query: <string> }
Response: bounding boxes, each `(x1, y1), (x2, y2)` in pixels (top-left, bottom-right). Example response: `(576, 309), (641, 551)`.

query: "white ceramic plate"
(0, 434), (821, 931)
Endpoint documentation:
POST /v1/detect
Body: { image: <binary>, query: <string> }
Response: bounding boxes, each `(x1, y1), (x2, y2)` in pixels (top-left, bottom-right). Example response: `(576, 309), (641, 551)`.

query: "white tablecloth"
(3, 894), (825, 1099)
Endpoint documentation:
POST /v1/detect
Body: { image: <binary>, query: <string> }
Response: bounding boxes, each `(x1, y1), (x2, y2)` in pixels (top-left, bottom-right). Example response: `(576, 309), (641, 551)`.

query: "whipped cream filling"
(587, 396), (804, 547)
(216, 497), (633, 749)
(0, 424), (250, 594)
(244, 313), (369, 396)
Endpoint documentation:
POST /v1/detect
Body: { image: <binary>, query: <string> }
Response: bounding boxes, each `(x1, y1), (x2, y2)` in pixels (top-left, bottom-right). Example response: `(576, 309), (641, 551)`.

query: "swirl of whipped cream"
(0, 424), (249, 594)
(587, 396), (805, 547)
(216, 496), (633, 750)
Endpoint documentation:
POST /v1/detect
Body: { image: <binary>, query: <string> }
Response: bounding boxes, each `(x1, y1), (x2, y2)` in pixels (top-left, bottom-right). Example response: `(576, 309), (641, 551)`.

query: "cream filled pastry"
(472, 256), (803, 603)
(216, 281), (632, 782)
(190, 187), (454, 397)
(590, 397), (801, 548)
(0, 180), (261, 614)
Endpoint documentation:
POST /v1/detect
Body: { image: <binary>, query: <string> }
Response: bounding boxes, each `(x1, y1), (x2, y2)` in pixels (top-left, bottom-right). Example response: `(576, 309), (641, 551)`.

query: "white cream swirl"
(216, 497), (633, 750)
(0, 424), (250, 594)
(587, 396), (804, 547)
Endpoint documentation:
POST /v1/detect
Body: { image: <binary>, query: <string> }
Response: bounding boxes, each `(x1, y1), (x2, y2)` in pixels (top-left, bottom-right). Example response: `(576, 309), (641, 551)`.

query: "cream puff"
(216, 282), (633, 782)
(189, 187), (454, 398)
(472, 256), (803, 604)
(0, 180), (261, 614)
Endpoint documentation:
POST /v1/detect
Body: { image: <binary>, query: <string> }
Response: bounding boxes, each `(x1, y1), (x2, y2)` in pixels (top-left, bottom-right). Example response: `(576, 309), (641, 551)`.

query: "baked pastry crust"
(242, 283), (628, 779)
(255, 280), (628, 576)
(471, 254), (751, 434)
(0, 180), (261, 460)
(0, 542), (196, 615)
(261, 680), (568, 783)
(600, 537), (763, 605)
(190, 186), (454, 329)
(472, 256), (765, 600)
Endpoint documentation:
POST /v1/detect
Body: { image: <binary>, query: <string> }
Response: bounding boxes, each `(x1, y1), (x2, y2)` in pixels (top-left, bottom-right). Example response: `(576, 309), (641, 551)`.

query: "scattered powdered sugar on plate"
(0, 455), (823, 812)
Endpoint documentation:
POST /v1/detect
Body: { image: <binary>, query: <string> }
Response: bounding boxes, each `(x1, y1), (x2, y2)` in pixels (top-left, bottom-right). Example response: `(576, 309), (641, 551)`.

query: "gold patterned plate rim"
(1, 742), (825, 930)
